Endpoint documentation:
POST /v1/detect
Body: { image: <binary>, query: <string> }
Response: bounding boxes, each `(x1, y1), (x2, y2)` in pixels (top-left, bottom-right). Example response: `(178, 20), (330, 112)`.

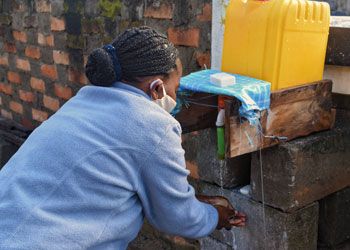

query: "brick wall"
(0, 0), (212, 128)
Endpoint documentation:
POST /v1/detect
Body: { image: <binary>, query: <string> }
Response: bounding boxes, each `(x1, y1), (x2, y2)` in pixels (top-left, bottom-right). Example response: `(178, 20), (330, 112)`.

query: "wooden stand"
(176, 80), (335, 158)
(225, 80), (334, 157)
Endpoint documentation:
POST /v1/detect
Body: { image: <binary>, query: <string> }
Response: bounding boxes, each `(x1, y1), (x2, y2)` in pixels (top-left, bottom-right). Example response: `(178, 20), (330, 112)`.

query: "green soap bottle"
(217, 126), (225, 160)
(216, 109), (225, 160)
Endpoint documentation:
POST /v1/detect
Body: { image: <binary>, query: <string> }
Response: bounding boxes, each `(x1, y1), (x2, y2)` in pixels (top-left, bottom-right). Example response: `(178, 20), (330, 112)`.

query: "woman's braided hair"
(85, 26), (179, 86)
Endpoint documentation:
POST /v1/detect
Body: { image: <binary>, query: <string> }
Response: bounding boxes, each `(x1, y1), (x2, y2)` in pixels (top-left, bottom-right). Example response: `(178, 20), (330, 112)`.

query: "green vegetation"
(99, 0), (122, 19)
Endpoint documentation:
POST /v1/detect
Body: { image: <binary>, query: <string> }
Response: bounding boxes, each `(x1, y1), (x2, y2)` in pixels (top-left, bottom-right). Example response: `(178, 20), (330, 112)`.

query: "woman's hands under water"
(196, 195), (247, 230)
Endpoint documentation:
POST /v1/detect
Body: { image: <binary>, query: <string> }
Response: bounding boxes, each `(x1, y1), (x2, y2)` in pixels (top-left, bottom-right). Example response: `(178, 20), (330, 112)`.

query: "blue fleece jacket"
(0, 82), (218, 250)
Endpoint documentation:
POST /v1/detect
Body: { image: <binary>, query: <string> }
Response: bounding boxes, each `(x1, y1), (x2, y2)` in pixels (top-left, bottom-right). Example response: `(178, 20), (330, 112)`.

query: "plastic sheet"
(175, 70), (271, 124)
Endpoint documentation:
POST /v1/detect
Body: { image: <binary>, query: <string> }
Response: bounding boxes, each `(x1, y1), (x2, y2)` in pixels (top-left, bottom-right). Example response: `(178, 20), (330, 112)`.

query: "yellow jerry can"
(222, 0), (330, 91)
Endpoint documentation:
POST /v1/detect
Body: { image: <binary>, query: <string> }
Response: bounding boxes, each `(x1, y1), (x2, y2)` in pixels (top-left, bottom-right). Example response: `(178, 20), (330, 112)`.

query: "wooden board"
(226, 80), (334, 158)
(175, 93), (218, 134)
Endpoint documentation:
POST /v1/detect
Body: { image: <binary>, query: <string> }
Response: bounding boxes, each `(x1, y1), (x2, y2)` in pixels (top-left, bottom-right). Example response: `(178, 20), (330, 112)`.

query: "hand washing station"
(176, 0), (333, 158)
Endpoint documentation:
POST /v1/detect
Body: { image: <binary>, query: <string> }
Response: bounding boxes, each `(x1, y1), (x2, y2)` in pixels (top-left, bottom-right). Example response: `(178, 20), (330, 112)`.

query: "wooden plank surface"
(175, 93), (218, 134)
(226, 80), (334, 158)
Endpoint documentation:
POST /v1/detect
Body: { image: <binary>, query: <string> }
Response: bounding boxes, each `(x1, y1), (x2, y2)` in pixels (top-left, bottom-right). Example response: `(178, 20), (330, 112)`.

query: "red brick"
(1, 109), (13, 120)
(51, 17), (65, 31)
(53, 50), (69, 65)
(0, 54), (9, 66)
(10, 101), (23, 114)
(7, 71), (21, 84)
(68, 68), (88, 85)
(14, 3), (26, 12)
(46, 35), (54, 47)
(38, 33), (54, 47)
(12, 30), (27, 43)
(30, 77), (45, 92)
(16, 58), (31, 71)
(25, 46), (41, 59)
(41, 64), (58, 80)
(43, 95), (60, 111)
(35, 0), (51, 12)
(186, 161), (200, 179)
(83, 55), (88, 67)
(196, 51), (211, 68)
(4, 42), (16, 53)
(32, 108), (48, 122)
(54, 84), (72, 100)
(197, 3), (212, 22)
(144, 3), (173, 19)
(38, 33), (46, 45)
(21, 118), (34, 129)
(0, 83), (13, 95)
(19, 90), (35, 103)
(167, 27), (200, 48)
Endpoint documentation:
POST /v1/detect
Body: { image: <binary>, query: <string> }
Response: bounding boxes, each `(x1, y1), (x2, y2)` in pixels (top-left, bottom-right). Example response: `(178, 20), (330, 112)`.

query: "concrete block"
(318, 240), (350, 250)
(334, 109), (350, 129)
(128, 221), (199, 250)
(332, 92), (350, 128)
(251, 127), (350, 212)
(196, 181), (319, 250)
(182, 128), (251, 188)
(199, 237), (232, 250)
(318, 187), (350, 248)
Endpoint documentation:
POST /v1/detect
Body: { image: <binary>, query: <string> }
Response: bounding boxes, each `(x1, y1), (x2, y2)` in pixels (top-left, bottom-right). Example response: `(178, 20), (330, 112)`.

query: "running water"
(259, 146), (267, 249)
(218, 159), (226, 196)
(256, 121), (268, 249)
(232, 232), (238, 250)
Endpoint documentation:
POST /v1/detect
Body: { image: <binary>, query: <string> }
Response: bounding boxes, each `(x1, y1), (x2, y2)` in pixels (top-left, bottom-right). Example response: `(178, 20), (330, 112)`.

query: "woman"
(0, 27), (245, 249)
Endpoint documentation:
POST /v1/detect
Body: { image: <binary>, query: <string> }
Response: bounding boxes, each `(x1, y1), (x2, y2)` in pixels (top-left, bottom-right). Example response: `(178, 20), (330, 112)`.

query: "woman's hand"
(196, 195), (247, 230)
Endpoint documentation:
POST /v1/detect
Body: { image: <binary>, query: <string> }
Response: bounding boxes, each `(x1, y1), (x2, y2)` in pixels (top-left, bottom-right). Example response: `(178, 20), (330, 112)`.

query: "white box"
(210, 73), (236, 87)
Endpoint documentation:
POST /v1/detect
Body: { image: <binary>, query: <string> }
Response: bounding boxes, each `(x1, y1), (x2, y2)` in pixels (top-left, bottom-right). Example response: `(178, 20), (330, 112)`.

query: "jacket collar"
(111, 82), (151, 100)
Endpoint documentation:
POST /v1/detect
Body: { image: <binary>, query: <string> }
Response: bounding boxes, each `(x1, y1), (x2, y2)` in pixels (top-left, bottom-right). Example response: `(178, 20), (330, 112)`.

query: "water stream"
(216, 117), (268, 249)
(232, 232), (238, 250)
(257, 122), (267, 249)
(218, 159), (226, 196)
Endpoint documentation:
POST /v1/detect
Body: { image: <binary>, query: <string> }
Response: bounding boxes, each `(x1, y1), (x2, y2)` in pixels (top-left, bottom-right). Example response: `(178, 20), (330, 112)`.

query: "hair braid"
(85, 26), (178, 87)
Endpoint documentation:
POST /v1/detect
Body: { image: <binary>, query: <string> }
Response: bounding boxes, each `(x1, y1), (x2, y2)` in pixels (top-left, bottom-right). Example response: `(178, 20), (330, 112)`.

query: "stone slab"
(326, 26), (350, 66)
(251, 127), (350, 212)
(128, 221), (199, 250)
(324, 65), (350, 95)
(333, 93), (350, 110)
(334, 109), (350, 129)
(199, 237), (231, 250)
(333, 93), (350, 128)
(195, 181), (319, 250)
(318, 187), (350, 248)
(182, 128), (251, 188)
(318, 240), (350, 250)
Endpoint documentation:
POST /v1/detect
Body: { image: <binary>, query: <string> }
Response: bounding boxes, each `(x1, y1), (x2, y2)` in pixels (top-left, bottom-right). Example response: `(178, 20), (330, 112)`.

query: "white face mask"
(150, 80), (177, 113)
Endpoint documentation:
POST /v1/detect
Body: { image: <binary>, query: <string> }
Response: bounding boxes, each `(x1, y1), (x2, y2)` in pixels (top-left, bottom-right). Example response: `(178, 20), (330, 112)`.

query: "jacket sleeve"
(136, 123), (218, 238)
